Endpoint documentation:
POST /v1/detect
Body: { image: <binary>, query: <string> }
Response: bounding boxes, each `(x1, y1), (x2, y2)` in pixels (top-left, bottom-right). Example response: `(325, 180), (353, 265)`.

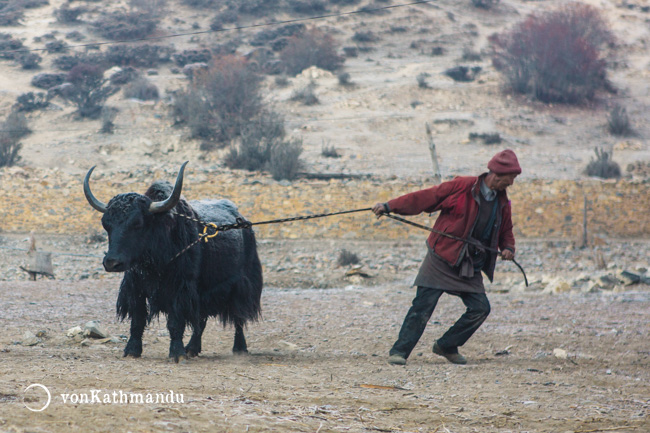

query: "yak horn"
(149, 161), (188, 214)
(83, 166), (107, 213)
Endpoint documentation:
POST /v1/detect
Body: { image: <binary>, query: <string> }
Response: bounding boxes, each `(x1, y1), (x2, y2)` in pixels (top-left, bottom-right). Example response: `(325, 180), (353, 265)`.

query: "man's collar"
(480, 178), (497, 201)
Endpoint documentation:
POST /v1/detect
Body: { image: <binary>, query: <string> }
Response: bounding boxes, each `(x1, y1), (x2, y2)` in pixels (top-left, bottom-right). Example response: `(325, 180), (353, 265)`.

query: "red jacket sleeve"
(386, 178), (465, 216)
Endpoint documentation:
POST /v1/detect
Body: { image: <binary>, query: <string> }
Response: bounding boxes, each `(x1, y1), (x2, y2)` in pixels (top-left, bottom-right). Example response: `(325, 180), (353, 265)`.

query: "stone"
(21, 331), (40, 346)
(553, 348), (568, 359)
(543, 277), (571, 294)
(83, 321), (108, 339)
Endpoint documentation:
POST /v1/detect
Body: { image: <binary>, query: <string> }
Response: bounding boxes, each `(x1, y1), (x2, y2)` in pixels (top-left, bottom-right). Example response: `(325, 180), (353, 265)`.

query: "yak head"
(83, 162), (188, 272)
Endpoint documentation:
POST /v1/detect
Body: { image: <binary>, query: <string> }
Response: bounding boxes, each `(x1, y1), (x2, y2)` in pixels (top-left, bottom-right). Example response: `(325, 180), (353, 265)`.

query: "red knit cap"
(487, 149), (522, 175)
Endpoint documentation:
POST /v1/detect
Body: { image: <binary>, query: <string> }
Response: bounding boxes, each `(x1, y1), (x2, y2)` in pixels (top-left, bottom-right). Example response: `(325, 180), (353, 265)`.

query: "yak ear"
(149, 161), (188, 214)
(83, 166), (108, 213)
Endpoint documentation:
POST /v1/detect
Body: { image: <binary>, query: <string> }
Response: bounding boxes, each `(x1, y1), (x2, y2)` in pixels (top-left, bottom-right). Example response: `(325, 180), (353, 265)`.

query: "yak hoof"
(123, 353), (141, 359)
(170, 354), (188, 364)
(186, 349), (199, 358)
(123, 339), (143, 358)
(233, 348), (249, 356)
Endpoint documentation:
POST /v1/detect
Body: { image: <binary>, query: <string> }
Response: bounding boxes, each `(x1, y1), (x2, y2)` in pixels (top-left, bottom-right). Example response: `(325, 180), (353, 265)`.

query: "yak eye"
(131, 217), (144, 230)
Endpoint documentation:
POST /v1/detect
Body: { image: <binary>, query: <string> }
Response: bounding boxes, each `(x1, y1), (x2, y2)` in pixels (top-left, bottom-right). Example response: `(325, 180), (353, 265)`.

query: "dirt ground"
(0, 237), (649, 433)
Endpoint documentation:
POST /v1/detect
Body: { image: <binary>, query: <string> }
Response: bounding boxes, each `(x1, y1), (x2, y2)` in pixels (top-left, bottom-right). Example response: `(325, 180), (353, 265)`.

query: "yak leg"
(124, 295), (147, 358)
(233, 320), (248, 354)
(185, 317), (207, 358)
(167, 311), (187, 363)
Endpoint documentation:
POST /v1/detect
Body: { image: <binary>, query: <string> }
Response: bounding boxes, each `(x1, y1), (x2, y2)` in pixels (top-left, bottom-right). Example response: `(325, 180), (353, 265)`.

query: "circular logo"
(24, 384), (51, 412)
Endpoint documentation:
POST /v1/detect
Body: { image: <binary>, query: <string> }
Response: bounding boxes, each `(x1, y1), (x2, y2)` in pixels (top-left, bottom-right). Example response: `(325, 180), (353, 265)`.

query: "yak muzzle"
(103, 257), (127, 273)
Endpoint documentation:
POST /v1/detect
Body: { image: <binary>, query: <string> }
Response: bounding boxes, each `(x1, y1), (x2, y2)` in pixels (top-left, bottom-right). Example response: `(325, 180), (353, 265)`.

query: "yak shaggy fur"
(106, 180), (263, 362)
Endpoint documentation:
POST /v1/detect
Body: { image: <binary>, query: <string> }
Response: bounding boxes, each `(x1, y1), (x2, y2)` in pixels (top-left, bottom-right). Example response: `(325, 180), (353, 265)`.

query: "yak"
(83, 162), (263, 362)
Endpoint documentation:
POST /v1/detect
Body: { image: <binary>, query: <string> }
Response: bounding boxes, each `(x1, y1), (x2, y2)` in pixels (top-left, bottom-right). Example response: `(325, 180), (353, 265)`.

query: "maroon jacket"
(387, 174), (516, 281)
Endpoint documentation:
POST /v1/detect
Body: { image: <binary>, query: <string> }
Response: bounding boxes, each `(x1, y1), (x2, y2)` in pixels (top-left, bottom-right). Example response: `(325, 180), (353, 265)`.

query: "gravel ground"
(0, 235), (648, 433)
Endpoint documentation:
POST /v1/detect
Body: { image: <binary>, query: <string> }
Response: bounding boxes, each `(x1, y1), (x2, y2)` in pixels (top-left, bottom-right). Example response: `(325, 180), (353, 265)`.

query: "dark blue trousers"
(389, 286), (491, 359)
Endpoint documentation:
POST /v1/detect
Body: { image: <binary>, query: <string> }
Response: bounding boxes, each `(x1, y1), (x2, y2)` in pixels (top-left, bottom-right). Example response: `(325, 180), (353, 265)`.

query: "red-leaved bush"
(489, 3), (614, 104)
(280, 26), (343, 76)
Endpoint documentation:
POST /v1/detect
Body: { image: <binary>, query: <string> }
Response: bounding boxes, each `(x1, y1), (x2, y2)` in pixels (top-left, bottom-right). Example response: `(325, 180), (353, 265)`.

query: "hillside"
(0, 0), (647, 182)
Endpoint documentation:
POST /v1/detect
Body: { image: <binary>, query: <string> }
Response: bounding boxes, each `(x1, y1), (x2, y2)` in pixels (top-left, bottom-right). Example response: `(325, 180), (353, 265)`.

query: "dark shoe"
(433, 342), (467, 365)
(388, 354), (407, 365)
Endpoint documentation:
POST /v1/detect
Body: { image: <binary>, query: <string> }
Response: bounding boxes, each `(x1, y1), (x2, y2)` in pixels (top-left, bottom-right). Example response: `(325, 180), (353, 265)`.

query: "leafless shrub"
(19, 0), (49, 8)
(123, 77), (159, 100)
(210, 10), (239, 31)
(584, 147), (621, 179)
(343, 46), (358, 58)
(289, 0), (327, 14)
(321, 141), (340, 158)
(468, 132), (502, 145)
(472, 0), (499, 9)
(268, 139), (303, 181)
(489, 3), (614, 104)
(290, 82), (319, 105)
(0, 133), (21, 167)
(105, 44), (174, 68)
(100, 107), (118, 134)
(91, 11), (158, 41)
(31, 72), (67, 89)
(16, 52), (41, 69)
(0, 109), (30, 167)
(130, 0), (167, 17)
(108, 66), (139, 85)
(45, 39), (68, 53)
(0, 4), (24, 26)
(65, 30), (85, 41)
(0, 33), (23, 59)
(359, 4), (390, 16)
(461, 47), (482, 61)
(251, 23), (305, 48)
(54, 4), (86, 23)
(280, 26), (343, 75)
(59, 63), (119, 119)
(181, 0), (221, 6)
(337, 249), (359, 266)
(173, 55), (263, 143)
(416, 73), (430, 89)
(173, 49), (212, 67)
(607, 105), (634, 137)
(352, 31), (379, 43)
(236, 0), (280, 16)
(431, 46), (445, 56)
(223, 110), (286, 172)
(389, 26), (408, 33)
(445, 65), (481, 82)
(14, 92), (49, 112)
(3, 110), (30, 140)
(337, 72), (352, 86)
(53, 53), (105, 71)
(275, 75), (290, 87)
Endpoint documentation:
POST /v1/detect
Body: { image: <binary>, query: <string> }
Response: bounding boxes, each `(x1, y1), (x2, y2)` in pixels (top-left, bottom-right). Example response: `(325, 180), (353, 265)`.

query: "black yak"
(83, 162), (263, 362)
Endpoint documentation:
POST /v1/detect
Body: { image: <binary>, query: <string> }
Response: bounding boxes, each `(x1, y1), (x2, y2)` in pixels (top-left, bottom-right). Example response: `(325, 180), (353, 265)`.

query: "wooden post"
(582, 194), (588, 249)
(20, 233), (54, 280)
(425, 122), (442, 184)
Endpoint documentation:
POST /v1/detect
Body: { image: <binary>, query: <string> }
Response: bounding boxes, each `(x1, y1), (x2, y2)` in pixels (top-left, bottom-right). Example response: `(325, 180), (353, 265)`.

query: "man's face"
(491, 173), (518, 191)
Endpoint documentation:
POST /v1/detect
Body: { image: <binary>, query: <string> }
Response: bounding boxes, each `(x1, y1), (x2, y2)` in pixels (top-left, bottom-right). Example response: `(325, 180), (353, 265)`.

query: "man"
(372, 149), (521, 365)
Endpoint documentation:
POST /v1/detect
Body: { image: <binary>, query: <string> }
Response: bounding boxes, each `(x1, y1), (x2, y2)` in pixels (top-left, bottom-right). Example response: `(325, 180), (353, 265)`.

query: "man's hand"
(372, 203), (389, 218)
(501, 249), (515, 261)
